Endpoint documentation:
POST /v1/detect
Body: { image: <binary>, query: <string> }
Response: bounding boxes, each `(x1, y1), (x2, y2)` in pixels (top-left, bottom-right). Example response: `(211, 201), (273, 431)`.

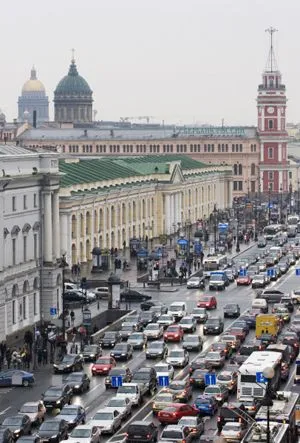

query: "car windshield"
(44, 387), (62, 395)
(156, 394), (173, 402)
(104, 333), (116, 338)
(169, 383), (184, 390)
(107, 399), (126, 407)
(67, 374), (82, 381)
(61, 408), (79, 415)
(83, 346), (97, 352)
(255, 276), (264, 281)
(225, 304), (237, 309)
(93, 412), (113, 420)
(20, 405), (37, 413)
(132, 373), (148, 380)
(122, 325), (133, 331)
(202, 297), (211, 302)
(62, 355), (74, 363)
(196, 398), (210, 404)
(221, 336), (235, 341)
(146, 324), (158, 330)
(184, 336), (198, 342)
(109, 369), (125, 376)
(217, 374), (231, 381)
(70, 428), (91, 438)
(169, 351), (184, 357)
(193, 308), (205, 314)
(223, 424), (241, 431)
(40, 422), (59, 431)
(149, 342), (163, 349)
(207, 319), (219, 325)
(205, 387), (220, 394)
(189, 277), (199, 282)
(167, 326), (179, 332)
(129, 334), (142, 340)
(3, 418), (22, 425)
(160, 315), (172, 321)
(155, 366), (168, 372)
(118, 386), (135, 393)
(141, 313), (152, 319)
(114, 345), (128, 351)
(206, 352), (220, 359)
(161, 431), (183, 439)
(96, 358), (111, 364)
(170, 306), (183, 311)
(179, 418), (196, 425)
(211, 274), (223, 281)
(180, 318), (192, 324)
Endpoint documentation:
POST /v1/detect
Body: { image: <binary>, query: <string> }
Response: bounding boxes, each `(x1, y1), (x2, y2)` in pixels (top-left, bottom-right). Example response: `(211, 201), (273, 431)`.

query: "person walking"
(70, 310), (75, 326)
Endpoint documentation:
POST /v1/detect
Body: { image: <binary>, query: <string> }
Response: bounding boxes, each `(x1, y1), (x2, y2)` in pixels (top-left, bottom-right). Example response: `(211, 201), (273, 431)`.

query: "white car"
(166, 349), (189, 368)
(105, 397), (132, 420)
(61, 424), (101, 443)
(90, 408), (122, 434)
(157, 315), (175, 328)
(19, 401), (46, 425)
(154, 363), (174, 381)
(221, 422), (246, 441)
(143, 323), (164, 339)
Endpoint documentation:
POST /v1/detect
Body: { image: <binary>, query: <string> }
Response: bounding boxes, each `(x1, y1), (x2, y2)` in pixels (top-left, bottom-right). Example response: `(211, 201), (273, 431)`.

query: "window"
(12, 300), (16, 324)
(12, 238), (16, 265)
(238, 181), (243, 191)
(23, 236), (27, 262)
(12, 196), (16, 212)
(268, 120), (273, 129)
(34, 234), (38, 259)
(23, 296), (26, 319)
(268, 148), (273, 159)
(268, 172), (274, 180)
(269, 182), (274, 191)
(233, 181), (238, 191)
(34, 293), (37, 315)
(289, 171), (292, 179)
(233, 164), (238, 175)
(34, 193), (37, 207)
(238, 164), (243, 175)
(251, 163), (256, 176)
(239, 144), (243, 152)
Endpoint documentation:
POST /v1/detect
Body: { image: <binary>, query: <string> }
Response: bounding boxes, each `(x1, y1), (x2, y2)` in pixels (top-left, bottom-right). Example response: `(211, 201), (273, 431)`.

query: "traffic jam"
(3, 219), (300, 443)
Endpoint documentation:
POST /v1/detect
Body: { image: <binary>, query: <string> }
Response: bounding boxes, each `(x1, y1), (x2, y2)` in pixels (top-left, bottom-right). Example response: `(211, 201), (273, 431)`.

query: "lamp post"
(268, 187), (271, 225)
(280, 185), (283, 222)
(261, 367), (275, 443)
(213, 204), (218, 253)
(236, 206), (240, 253)
(59, 252), (68, 355)
(185, 220), (192, 277)
(289, 183), (292, 214)
(298, 180), (300, 215)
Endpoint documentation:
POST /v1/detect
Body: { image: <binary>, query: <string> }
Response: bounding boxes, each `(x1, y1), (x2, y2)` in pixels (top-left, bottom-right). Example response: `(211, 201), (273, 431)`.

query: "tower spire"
(265, 26), (278, 72)
(71, 48), (75, 63)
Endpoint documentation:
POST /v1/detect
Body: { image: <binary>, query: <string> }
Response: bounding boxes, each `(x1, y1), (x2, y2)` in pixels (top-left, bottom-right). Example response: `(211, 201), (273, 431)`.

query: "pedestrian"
(70, 310), (75, 326)
(197, 258), (201, 270)
(37, 348), (43, 366)
(200, 251), (204, 266)
(193, 261), (197, 271)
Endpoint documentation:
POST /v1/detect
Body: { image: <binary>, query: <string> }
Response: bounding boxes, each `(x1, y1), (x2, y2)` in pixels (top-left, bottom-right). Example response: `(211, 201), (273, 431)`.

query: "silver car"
(90, 409), (122, 434)
(143, 323), (164, 340)
(105, 397), (132, 420)
(221, 422), (246, 441)
(127, 332), (147, 350)
(190, 307), (208, 323)
(166, 349), (189, 368)
(157, 315), (175, 328)
(62, 424), (101, 443)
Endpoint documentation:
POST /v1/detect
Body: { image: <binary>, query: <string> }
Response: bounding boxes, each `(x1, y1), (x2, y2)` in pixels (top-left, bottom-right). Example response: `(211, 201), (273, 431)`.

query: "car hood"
(58, 414), (78, 422)
(167, 357), (184, 362)
(43, 394), (62, 400)
(54, 363), (72, 369)
(63, 438), (90, 443)
(90, 420), (112, 428)
(39, 429), (60, 437)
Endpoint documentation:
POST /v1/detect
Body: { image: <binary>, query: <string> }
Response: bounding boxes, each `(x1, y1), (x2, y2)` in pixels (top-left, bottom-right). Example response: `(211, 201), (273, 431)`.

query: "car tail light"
(182, 440), (186, 443)
(217, 417), (221, 422)
(189, 378), (194, 382)
(125, 433), (128, 438)
(146, 434), (151, 439)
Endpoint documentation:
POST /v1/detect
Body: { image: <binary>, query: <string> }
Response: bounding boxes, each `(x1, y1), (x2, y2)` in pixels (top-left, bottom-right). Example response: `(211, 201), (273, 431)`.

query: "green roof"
(118, 155), (208, 170)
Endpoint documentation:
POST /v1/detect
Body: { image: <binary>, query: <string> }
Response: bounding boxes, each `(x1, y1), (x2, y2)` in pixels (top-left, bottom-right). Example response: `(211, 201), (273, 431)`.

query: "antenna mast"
(265, 27), (278, 72)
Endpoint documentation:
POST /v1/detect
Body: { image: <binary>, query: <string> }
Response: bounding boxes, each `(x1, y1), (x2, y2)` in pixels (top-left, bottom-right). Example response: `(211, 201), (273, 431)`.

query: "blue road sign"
(50, 307), (57, 316)
(296, 268), (300, 276)
(205, 373), (217, 385)
(239, 268), (247, 277)
(111, 376), (123, 388)
(256, 372), (266, 383)
(158, 376), (170, 387)
(267, 268), (275, 277)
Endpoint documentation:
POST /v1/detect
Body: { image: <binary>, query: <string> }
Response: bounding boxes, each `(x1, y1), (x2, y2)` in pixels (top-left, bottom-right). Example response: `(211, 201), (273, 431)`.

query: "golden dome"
(22, 67), (45, 93)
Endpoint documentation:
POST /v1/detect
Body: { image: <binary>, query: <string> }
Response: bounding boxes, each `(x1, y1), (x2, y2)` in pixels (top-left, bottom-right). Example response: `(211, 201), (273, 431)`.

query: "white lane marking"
(0, 407), (11, 415)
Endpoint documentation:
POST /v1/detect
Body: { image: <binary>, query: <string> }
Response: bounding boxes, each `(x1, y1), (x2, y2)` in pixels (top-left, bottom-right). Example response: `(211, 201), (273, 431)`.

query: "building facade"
(0, 145), (61, 342)
(18, 67), (49, 123)
(58, 155), (232, 266)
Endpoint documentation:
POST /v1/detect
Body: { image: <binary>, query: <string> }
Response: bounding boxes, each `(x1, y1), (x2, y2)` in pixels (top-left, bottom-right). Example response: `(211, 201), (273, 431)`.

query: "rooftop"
(0, 144), (33, 156)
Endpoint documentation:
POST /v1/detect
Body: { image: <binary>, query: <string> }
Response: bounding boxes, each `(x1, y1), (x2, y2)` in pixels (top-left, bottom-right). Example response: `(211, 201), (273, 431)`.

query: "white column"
(82, 213), (87, 262)
(60, 213), (69, 261)
(52, 191), (60, 260)
(76, 212), (81, 263)
(44, 192), (52, 263)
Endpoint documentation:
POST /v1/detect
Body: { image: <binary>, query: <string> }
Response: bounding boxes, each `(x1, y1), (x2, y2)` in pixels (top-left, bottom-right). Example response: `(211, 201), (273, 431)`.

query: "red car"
(236, 275), (252, 285)
(157, 403), (198, 425)
(197, 296), (217, 310)
(164, 325), (184, 342)
(227, 327), (246, 342)
(91, 356), (116, 375)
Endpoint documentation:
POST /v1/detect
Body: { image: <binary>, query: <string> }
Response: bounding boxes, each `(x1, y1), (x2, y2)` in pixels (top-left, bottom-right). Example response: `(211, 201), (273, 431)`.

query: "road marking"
(0, 407), (11, 415)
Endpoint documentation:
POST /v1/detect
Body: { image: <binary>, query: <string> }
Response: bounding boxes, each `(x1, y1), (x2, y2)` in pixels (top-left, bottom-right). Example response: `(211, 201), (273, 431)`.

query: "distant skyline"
(2, 0), (300, 125)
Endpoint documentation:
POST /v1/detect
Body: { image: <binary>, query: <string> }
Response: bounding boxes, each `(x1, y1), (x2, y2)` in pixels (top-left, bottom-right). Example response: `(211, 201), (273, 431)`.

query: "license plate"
(133, 436), (142, 438)
(186, 347), (193, 350)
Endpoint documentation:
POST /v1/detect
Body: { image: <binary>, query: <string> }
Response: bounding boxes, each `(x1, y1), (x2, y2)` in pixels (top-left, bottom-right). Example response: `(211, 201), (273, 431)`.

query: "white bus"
(287, 214), (300, 237)
(237, 351), (282, 401)
(263, 224), (285, 241)
(203, 254), (227, 277)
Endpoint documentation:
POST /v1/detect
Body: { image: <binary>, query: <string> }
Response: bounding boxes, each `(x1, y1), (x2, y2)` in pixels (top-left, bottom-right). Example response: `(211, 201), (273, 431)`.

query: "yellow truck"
(255, 314), (280, 339)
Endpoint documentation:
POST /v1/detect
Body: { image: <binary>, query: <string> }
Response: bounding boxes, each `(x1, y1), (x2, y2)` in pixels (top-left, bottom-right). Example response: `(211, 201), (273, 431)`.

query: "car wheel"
(22, 379), (29, 387)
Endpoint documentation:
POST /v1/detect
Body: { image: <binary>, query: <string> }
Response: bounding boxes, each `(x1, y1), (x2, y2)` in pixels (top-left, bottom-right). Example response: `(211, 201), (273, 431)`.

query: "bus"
(237, 351), (282, 401)
(241, 422), (291, 443)
(203, 254), (227, 277)
(263, 224), (285, 241)
(287, 214), (300, 226)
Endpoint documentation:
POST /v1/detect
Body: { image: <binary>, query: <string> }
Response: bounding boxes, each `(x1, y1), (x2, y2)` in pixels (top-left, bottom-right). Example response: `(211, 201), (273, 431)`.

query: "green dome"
(54, 60), (92, 97)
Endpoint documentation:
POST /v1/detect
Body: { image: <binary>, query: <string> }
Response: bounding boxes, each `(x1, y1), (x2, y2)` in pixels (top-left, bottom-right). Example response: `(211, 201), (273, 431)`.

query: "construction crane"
(120, 116), (154, 124)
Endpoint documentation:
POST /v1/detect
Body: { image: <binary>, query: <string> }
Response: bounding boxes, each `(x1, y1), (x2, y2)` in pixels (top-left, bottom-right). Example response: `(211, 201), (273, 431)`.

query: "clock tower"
(257, 27), (288, 193)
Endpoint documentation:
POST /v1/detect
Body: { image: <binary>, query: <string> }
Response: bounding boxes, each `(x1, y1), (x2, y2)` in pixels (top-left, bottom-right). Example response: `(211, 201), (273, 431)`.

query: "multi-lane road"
(1, 242), (300, 441)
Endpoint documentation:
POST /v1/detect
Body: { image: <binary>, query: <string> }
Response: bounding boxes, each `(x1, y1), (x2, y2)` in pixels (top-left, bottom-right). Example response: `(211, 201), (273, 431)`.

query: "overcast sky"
(2, 0), (300, 125)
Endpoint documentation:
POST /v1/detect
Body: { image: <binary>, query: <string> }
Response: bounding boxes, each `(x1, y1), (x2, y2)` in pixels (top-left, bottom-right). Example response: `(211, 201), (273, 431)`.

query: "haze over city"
(2, 0), (300, 125)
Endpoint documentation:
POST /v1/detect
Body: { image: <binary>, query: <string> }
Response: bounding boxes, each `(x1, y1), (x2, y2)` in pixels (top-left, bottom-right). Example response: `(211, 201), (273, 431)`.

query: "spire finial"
(265, 27), (278, 72)
(30, 65), (37, 80)
(71, 48), (75, 63)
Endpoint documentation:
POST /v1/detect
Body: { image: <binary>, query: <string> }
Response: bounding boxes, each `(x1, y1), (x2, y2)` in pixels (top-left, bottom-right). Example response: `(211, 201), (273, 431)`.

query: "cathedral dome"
(54, 59), (92, 97)
(22, 67), (45, 93)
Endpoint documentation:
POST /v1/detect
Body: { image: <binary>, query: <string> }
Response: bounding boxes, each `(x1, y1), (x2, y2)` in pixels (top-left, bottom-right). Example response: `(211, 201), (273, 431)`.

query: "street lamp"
(268, 186), (271, 225)
(185, 220), (192, 277)
(298, 180), (300, 215)
(280, 185), (283, 222)
(261, 366), (275, 443)
(236, 206), (240, 253)
(59, 251), (68, 354)
(213, 204), (218, 253)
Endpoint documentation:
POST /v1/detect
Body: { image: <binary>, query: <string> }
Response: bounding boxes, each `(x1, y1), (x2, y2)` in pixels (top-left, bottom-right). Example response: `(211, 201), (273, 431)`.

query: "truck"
(255, 314), (280, 339)
(116, 383), (143, 406)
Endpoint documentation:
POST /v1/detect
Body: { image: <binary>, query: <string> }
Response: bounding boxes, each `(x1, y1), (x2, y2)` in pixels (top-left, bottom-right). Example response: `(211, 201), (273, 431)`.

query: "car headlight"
(90, 354), (95, 357)
(103, 367), (108, 371)
(66, 365), (71, 368)
(53, 364), (58, 368)
(121, 353), (126, 356)
(56, 400), (61, 404)
(14, 430), (20, 435)
(74, 385), (80, 389)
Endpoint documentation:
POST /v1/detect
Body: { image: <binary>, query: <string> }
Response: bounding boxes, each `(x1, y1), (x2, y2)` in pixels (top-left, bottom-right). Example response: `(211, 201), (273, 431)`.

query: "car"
(203, 317), (224, 335)
(177, 416), (205, 439)
(204, 351), (225, 368)
(224, 269), (235, 282)
(232, 320), (250, 334)
(216, 370), (238, 392)
(38, 418), (69, 443)
(146, 340), (168, 359)
(110, 343), (133, 361)
(1, 415), (31, 439)
(193, 395), (218, 416)
(41, 384), (73, 410)
(190, 307), (208, 323)
(93, 287), (109, 299)
(53, 354), (84, 374)
(252, 274), (268, 289)
(197, 296), (217, 310)
(127, 332), (147, 349)
(120, 290), (151, 302)
(91, 356), (116, 376)
(157, 314), (176, 329)
(140, 311), (158, 327)
(140, 300), (156, 311)
(152, 392), (177, 414)
(105, 367), (132, 389)
(81, 345), (102, 362)
(64, 372), (90, 393)
(221, 422), (246, 441)
(58, 404), (86, 429)
(157, 404), (198, 425)
(183, 335), (203, 352)
(119, 324), (136, 341)
(272, 304), (290, 322)
(187, 276), (205, 289)
(131, 367), (157, 395)
(14, 437), (41, 443)
(63, 291), (89, 305)
(99, 331), (121, 348)
(235, 341), (263, 364)
(257, 260), (267, 272)
(203, 384), (229, 405)
(143, 323), (164, 340)
(227, 326), (246, 342)
(154, 363), (174, 381)
(236, 274), (252, 285)
(106, 397), (132, 420)
(278, 260), (289, 274)
(18, 401), (46, 426)
(123, 315), (143, 331)
(63, 424), (101, 443)
(210, 342), (233, 359)
(287, 253), (297, 265)
(209, 271), (229, 290)
(179, 316), (197, 333)
(164, 324), (184, 342)
(223, 304), (240, 318)
(125, 421), (158, 443)
(260, 289), (286, 303)
(90, 409), (122, 434)
(163, 380), (192, 403)
(0, 369), (35, 387)
(160, 425), (197, 443)
(280, 296), (294, 313)
(189, 369), (208, 388)
(217, 402), (248, 432)
(280, 331), (300, 353)
(189, 357), (212, 374)
(239, 311), (258, 329)
(149, 304), (168, 318)
(220, 334), (241, 351)
(166, 349), (189, 368)
(0, 428), (14, 443)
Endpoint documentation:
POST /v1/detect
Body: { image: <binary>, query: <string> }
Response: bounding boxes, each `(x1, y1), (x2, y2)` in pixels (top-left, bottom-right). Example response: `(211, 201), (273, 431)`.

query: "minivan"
(168, 302), (187, 321)
(252, 298), (268, 313)
(94, 287), (109, 299)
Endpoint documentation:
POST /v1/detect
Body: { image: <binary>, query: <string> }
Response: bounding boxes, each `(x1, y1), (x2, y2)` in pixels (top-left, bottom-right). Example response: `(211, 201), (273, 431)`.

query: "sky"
(2, 0), (300, 125)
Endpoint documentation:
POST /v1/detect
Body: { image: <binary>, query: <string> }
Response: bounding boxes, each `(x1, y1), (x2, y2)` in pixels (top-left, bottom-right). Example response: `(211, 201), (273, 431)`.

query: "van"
(255, 314), (280, 339)
(252, 298), (268, 313)
(168, 302), (187, 321)
(94, 287), (109, 299)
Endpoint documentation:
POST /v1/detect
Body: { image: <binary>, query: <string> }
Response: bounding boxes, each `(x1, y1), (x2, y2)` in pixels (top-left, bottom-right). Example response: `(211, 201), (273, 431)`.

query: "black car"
(126, 421), (158, 443)
(140, 301), (156, 311)
(145, 340), (168, 359)
(105, 367), (132, 389)
(110, 343), (133, 361)
(189, 357), (212, 374)
(0, 428), (14, 443)
(42, 385), (73, 410)
(235, 341), (263, 364)
(120, 290), (152, 302)
(1, 415), (31, 439)
(203, 317), (224, 335)
(120, 324), (136, 341)
(99, 331), (121, 348)
(64, 372), (90, 393)
(53, 354), (84, 374)
(63, 291), (88, 305)
(38, 419), (69, 443)
(18, 437), (41, 443)
(139, 311), (157, 327)
(223, 304), (240, 318)
(81, 345), (102, 362)
(189, 369), (207, 388)
(131, 367), (157, 395)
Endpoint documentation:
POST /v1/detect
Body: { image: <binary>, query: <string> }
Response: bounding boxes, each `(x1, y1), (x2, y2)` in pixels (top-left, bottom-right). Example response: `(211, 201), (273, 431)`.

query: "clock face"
(267, 106), (275, 114)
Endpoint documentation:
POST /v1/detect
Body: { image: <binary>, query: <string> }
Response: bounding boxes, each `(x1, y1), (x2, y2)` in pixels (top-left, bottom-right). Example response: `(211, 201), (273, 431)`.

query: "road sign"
(111, 376), (123, 388)
(296, 268), (300, 276)
(256, 372), (266, 383)
(158, 376), (169, 387)
(267, 268), (275, 277)
(205, 373), (217, 385)
(50, 307), (57, 316)
(239, 268), (247, 277)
